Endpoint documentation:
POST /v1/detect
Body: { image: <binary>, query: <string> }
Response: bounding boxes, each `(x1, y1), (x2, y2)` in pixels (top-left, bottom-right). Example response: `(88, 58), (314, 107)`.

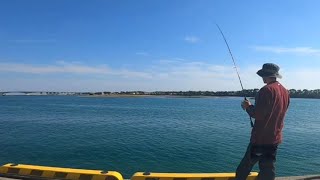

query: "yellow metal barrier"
(0, 163), (123, 180)
(0, 163), (258, 180)
(131, 172), (258, 180)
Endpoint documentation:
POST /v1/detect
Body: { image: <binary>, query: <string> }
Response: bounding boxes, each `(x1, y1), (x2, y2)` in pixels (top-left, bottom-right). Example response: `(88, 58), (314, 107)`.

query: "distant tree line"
(3, 89), (320, 99)
(148, 89), (260, 97)
(108, 89), (320, 99)
(288, 89), (320, 98)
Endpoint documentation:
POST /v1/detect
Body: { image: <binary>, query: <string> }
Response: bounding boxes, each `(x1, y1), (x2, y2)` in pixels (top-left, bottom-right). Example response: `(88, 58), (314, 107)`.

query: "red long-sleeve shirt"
(246, 81), (290, 145)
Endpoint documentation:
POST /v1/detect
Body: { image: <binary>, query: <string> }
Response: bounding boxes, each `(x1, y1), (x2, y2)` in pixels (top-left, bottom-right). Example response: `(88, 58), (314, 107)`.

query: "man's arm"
(246, 104), (256, 118)
(242, 88), (271, 119)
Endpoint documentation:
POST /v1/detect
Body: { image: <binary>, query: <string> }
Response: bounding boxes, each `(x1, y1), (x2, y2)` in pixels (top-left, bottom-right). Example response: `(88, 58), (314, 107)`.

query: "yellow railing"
(0, 163), (258, 180)
(0, 163), (123, 180)
(131, 172), (258, 180)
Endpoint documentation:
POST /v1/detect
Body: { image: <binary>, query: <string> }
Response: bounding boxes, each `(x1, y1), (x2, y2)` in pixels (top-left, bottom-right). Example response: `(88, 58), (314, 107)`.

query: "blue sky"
(1, 0), (320, 91)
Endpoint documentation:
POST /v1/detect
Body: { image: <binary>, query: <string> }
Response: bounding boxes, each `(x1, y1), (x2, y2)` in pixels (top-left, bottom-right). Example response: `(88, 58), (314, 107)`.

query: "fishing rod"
(216, 24), (254, 128)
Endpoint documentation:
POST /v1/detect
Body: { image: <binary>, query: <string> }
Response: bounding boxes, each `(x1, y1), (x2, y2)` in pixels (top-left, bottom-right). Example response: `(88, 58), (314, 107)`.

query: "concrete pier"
(275, 175), (320, 180)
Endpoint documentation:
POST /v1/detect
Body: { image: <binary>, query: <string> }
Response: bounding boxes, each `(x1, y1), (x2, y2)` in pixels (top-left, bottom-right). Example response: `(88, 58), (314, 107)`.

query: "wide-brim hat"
(257, 63), (282, 79)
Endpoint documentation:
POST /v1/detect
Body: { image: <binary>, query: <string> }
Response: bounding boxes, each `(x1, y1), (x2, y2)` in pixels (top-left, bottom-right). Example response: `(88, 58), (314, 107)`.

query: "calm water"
(0, 96), (319, 178)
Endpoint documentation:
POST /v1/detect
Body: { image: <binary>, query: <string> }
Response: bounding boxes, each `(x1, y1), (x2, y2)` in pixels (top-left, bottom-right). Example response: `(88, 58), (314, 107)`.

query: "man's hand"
(241, 99), (252, 110)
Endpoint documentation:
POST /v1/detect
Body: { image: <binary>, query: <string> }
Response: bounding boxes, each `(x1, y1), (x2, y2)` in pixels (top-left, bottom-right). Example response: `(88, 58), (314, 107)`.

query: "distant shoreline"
(2, 94), (320, 99)
(1, 94), (247, 98)
(80, 94), (233, 98)
(2, 89), (320, 99)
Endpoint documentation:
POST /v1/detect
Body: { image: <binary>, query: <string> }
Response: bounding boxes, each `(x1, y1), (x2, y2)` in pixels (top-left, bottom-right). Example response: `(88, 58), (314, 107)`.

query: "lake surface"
(0, 96), (319, 178)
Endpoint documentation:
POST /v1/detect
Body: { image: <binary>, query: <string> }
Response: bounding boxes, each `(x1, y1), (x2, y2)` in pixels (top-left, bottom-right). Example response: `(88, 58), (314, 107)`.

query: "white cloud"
(0, 60), (248, 91)
(184, 36), (200, 43)
(1, 60), (318, 91)
(281, 68), (320, 90)
(0, 62), (151, 79)
(158, 58), (186, 64)
(253, 46), (320, 56)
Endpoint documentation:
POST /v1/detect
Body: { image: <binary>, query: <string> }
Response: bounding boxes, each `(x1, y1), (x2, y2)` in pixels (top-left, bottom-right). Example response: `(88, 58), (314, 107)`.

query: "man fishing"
(235, 63), (290, 180)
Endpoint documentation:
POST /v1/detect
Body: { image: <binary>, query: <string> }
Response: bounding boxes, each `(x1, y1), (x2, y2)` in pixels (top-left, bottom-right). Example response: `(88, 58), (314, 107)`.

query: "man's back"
(250, 81), (290, 145)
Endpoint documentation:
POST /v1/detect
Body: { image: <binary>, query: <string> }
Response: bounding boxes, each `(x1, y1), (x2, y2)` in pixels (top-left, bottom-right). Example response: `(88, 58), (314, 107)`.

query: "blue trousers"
(235, 143), (278, 180)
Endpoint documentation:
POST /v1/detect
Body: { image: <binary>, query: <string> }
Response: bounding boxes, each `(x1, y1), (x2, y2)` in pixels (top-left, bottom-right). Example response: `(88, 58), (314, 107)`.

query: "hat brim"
(257, 69), (282, 79)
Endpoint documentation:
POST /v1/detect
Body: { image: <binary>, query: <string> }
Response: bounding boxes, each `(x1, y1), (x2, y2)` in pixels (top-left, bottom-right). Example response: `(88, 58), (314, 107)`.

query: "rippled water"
(0, 96), (319, 178)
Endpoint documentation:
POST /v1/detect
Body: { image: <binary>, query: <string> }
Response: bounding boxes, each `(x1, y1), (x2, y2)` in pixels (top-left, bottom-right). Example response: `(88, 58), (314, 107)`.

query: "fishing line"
(216, 24), (254, 127)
